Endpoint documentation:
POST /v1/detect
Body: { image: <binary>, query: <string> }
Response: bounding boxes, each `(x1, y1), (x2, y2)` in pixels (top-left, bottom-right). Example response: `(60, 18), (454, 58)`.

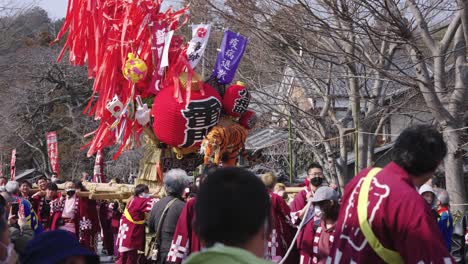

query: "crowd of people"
(0, 125), (466, 263)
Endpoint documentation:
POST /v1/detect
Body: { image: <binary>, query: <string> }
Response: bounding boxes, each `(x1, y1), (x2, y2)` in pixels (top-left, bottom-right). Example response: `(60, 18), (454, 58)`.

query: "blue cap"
(22, 230), (99, 264)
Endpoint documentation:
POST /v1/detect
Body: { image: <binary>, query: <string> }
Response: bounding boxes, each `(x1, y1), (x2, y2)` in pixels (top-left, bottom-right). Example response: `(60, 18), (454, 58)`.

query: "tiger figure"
(200, 123), (247, 166)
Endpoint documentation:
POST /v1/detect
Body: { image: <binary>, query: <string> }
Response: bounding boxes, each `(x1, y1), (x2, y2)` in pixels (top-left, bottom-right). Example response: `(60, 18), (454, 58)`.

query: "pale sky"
(18, 0), (183, 20)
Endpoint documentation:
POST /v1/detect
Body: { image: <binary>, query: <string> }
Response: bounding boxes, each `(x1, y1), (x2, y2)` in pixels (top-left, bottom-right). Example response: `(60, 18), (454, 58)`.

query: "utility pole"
(354, 102), (359, 175)
(288, 114), (294, 183)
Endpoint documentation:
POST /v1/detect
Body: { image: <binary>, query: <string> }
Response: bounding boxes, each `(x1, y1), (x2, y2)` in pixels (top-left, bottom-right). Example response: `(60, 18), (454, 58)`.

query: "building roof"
(245, 128), (289, 151)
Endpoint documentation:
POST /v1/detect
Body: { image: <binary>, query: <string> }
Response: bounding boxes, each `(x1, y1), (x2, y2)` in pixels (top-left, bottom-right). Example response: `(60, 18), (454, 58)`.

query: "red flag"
(10, 149), (16, 181)
(93, 150), (106, 183)
(46, 132), (60, 178)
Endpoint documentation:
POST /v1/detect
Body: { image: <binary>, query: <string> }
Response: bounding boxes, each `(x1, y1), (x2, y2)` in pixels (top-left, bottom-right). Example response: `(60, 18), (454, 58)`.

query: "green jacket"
(184, 244), (272, 264)
(10, 225), (34, 256)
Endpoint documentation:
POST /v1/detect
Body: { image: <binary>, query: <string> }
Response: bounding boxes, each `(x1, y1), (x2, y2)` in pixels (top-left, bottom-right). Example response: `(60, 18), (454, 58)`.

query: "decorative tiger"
(200, 123), (247, 166)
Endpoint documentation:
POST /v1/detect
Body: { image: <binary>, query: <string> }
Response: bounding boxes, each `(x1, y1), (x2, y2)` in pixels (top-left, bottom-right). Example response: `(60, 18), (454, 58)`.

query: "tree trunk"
(337, 129), (348, 193)
(358, 128), (369, 170)
(444, 128), (466, 213)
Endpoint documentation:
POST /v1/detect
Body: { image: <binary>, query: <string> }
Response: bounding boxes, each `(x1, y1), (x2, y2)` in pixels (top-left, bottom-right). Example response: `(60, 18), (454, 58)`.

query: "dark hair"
(72, 180), (87, 191)
(202, 164), (218, 177)
(36, 176), (48, 183)
(307, 163), (323, 172)
(0, 217), (7, 235)
(0, 195), (6, 217)
(195, 167), (270, 247)
(392, 125), (447, 176)
(134, 184), (149, 196)
(19, 180), (32, 188)
(46, 182), (58, 192)
(318, 200), (340, 221)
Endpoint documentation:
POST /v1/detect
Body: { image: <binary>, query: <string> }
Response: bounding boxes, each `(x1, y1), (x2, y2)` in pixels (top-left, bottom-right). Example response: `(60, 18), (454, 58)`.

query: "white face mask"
(314, 205), (323, 218)
(140, 193), (151, 198)
(0, 242), (17, 264)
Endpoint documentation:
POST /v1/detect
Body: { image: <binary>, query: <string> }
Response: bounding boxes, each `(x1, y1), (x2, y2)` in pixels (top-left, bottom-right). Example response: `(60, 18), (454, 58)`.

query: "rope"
(279, 199), (313, 264)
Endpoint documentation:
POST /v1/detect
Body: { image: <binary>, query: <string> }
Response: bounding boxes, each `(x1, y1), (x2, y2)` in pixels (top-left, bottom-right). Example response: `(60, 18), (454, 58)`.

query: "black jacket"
(452, 214), (468, 263)
(148, 195), (185, 263)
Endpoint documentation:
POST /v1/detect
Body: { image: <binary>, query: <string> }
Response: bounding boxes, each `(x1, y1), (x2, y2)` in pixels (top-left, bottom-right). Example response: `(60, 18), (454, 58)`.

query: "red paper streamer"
(53, 0), (192, 159)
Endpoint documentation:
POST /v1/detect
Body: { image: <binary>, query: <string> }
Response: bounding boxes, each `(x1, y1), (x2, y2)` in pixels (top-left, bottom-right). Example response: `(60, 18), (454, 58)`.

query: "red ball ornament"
(239, 109), (257, 129)
(222, 81), (250, 117)
(152, 82), (222, 148)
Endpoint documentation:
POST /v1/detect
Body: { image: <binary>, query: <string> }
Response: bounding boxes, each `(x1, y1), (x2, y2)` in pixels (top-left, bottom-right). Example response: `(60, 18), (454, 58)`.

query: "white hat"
(418, 184), (435, 196)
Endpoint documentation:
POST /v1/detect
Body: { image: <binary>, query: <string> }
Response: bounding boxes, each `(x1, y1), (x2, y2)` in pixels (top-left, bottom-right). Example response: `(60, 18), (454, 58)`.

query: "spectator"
(419, 184), (439, 220)
(18, 180), (32, 202)
(184, 167), (271, 264)
(309, 187), (340, 264)
(328, 125), (453, 263)
(166, 165), (218, 264)
(115, 184), (155, 264)
(436, 189), (454, 251)
(8, 201), (34, 258)
(148, 169), (189, 264)
(1, 181), (42, 235)
(22, 230), (99, 264)
(0, 217), (18, 264)
(261, 172), (293, 263)
(451, 214), (468, 263)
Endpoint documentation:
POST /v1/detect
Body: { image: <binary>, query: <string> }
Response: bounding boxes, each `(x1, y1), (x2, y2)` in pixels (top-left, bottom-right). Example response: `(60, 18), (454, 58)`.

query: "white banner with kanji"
(186, 24), (211, 68)
(10, 149), (16, 181)
(46, 131), (60, 178)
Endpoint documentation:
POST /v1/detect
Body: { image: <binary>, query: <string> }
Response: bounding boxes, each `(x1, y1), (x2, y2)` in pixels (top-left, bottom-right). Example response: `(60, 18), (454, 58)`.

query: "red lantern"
(222, 81), (250, 117)
(152, 82), (222, 148)
(239, 109), (257, 129)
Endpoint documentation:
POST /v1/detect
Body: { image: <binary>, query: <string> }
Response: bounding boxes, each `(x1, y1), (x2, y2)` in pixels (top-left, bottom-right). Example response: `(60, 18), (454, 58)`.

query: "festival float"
(51, 0), (259, 198)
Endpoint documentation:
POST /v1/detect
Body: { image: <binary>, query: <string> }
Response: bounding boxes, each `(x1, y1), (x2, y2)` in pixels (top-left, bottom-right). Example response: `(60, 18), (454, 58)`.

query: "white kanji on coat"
(167, 235), (189, 262)
(268, 229), (279, 258)
(117, 223), (129, 247)
(79, 217), (92, 230)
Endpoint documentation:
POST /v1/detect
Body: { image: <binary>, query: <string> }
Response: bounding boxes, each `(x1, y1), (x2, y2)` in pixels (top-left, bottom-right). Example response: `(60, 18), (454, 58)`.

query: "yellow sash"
(124, 207), (145, 225)
(357, 168), (404, 264)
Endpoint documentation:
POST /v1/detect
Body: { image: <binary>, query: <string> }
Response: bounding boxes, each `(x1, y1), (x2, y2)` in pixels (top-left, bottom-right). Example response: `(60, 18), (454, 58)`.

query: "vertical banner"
(0, 153), (3, 177)
(93, 150), (106, 183)
(10, 149), (16, 181)
(149, 21), (168, 93)
(46, 132), (59, 178)
(212, 30), (248, 84)
(186, 24), (211, 68)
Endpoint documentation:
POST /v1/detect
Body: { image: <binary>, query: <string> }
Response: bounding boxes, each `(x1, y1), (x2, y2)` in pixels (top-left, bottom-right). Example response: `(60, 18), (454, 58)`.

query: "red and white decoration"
(46, 131), (60, 178)
(222, 82), (250, 117)
(10, 149), (16, 181)
(152, 83), (222, 148)
(187, 24), (211, 69)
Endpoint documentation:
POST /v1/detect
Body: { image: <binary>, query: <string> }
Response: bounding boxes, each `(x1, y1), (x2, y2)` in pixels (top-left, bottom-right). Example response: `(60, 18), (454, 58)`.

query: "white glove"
(136, 103), (150, 126)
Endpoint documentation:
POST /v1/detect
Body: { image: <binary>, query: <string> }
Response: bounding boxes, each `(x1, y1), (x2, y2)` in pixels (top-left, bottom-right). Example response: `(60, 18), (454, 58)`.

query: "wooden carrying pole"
(31, 182), (301, 201)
